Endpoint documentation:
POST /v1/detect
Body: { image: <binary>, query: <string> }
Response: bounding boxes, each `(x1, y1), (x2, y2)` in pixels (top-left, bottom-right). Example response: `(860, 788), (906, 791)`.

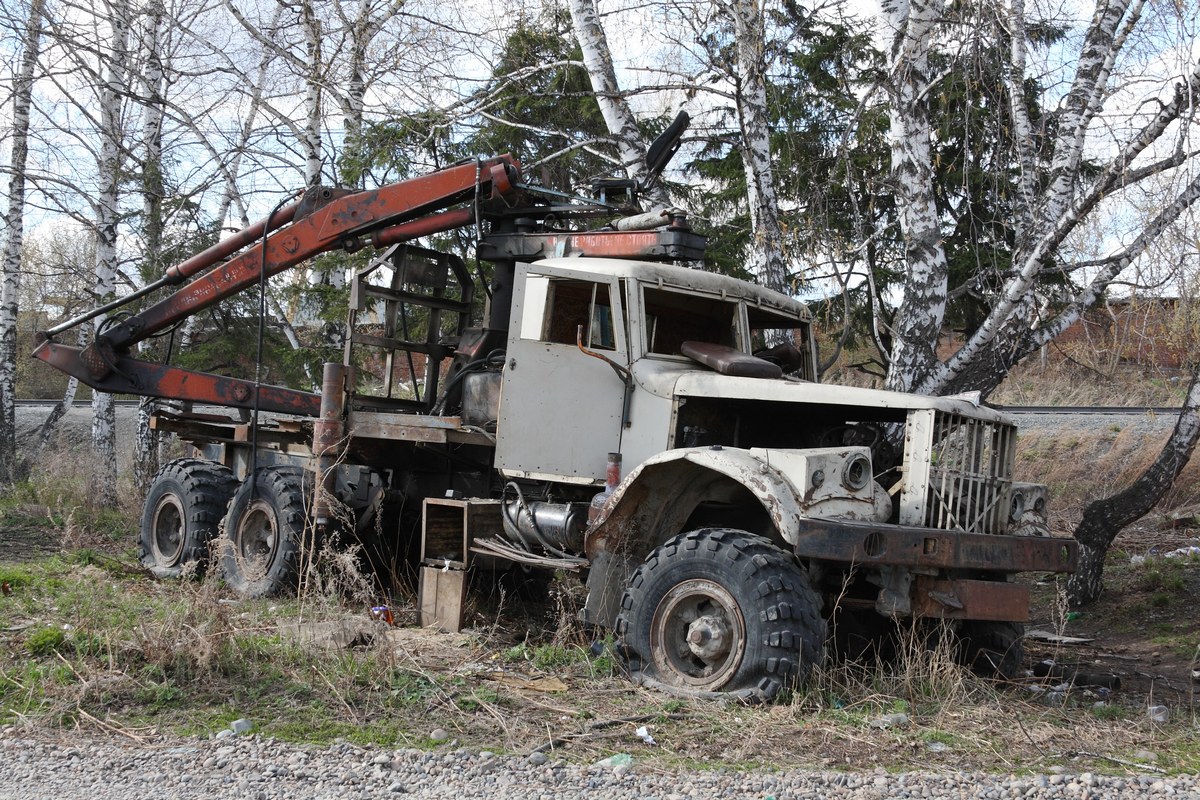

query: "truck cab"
(494, 258), (817, 484)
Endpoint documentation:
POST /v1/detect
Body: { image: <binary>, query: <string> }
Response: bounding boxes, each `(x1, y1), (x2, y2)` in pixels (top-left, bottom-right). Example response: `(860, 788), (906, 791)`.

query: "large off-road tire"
(219, 466), (312, 598)
(615, 528), (826, 700)
(958, 620), (1025, 680)
(139, 458), (238, 578)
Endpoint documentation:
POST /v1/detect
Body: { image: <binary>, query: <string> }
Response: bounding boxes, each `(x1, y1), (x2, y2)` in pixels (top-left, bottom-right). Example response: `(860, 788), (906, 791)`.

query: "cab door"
(494, 264), (627, 484)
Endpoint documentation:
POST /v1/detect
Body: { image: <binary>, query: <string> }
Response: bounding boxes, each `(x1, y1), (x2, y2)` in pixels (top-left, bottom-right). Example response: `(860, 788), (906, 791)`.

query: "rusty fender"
(584, 446), (890, 563)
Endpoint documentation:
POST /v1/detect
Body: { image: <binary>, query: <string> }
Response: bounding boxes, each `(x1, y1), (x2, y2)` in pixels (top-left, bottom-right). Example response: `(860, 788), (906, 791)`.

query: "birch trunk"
(913, 0), (1179, 398)
(730, 0), (789, 298)
(879, 0), (948, 395)
(0, 0), (46, 484)
(566, 0), (666, 206)
(91, 2), (130, 508)
(301, 0), (324, 189)
(133, 0), (166, 494)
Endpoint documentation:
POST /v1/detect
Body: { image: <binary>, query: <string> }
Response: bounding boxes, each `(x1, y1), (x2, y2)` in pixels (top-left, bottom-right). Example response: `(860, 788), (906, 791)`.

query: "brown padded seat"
(680, 341), (783, 379)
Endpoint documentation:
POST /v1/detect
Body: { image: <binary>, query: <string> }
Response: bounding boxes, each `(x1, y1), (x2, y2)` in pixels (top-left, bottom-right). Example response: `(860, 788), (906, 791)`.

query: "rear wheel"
(220, 466), (312, 598)
(139, 459), (237, 578)
(616, 528), (826, 699)
(958, 620), (1025, 679)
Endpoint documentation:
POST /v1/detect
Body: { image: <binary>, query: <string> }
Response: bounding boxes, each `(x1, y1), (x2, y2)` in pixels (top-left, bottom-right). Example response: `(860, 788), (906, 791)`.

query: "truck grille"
(923, 412), (1015, 535)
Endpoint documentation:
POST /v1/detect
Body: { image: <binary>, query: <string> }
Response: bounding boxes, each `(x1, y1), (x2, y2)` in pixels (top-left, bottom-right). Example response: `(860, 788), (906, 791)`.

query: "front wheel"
(615, 528), (826, 700)
(219, 466), (312, 598)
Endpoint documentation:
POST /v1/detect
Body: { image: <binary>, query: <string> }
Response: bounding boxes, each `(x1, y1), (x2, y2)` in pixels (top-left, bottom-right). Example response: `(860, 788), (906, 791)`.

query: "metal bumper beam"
(791, 518), (1077, 574)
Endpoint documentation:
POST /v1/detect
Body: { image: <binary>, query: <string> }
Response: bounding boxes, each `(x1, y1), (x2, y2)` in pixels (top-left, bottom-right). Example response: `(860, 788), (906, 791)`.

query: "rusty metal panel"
(790, 518), (1077, 573)
(478, 228), (707, 262)
(346, 410), (460, 443)
(911, 577), (1031, 622)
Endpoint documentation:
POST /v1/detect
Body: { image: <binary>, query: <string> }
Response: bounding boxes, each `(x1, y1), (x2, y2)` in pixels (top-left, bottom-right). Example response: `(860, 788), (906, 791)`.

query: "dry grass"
(5, 362), (1200, 772)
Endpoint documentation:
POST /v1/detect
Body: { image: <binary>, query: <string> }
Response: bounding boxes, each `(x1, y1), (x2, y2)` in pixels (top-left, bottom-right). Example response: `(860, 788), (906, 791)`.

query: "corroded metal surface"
(31, 339), (322, 417)
(911, 576), (1032, 621)
(789, 518), (1076, 573)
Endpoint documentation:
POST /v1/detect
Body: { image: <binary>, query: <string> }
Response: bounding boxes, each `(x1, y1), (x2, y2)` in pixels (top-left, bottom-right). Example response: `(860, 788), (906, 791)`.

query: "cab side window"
(520, 275), (617, 351)
(644, 287), (738, 355)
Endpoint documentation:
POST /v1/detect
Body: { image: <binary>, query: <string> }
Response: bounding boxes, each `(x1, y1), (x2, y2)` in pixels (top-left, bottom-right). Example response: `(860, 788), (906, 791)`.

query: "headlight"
(1009, 490), (1026, 522)
(842, 454), (870, 491)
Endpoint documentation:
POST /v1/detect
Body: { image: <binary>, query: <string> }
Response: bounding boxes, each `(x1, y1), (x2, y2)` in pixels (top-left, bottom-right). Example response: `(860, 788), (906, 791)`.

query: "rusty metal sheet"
(478, 228), (707, 262)
(150, 414), (309, 449)
(911, 577), (1031, 622)
(347, 410), (469, 444)
(790, 518), (1077, 573)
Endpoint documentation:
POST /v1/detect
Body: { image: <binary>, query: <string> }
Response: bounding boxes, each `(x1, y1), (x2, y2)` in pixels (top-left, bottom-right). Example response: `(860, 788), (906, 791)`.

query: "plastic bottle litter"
(869, 713), (909, 729)
(591, 753), (633, 769)
(1148, 705), (1169, 724)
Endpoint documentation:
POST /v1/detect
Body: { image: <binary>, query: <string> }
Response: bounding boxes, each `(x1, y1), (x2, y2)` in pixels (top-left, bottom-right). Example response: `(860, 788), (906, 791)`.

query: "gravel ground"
(2, 728), (1198, 800)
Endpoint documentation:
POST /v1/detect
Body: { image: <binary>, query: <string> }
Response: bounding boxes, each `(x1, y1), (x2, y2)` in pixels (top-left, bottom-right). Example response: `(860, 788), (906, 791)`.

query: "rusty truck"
(33, 127), (1075, 699)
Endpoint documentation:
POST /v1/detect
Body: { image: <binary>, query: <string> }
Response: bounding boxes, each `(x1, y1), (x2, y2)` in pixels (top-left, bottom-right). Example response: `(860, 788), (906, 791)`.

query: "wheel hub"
(686, 614), (732, 661)
(649, 578), (746, 690)
(151, 496), (185, 565)
(235, 500), (278, 576)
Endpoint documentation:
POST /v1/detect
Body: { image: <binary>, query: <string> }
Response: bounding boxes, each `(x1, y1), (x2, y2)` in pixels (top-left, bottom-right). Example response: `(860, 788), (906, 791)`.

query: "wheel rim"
(234, 499), (278, 578)
(150, 495), (186, 566)
(649, 578), (746, 689)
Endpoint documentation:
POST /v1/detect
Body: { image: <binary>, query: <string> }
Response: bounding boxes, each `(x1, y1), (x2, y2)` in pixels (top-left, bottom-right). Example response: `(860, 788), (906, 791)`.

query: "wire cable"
(249, 194), (296, 494)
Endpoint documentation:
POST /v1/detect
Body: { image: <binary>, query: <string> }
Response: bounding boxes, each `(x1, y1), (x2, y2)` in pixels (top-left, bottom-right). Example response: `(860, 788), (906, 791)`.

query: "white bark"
(923, 31), (1200, 397)
(1001, 0), (1036, 233)
(879, 0), (949, 394)
(133, 0), (166, 495)
(567, 0), (667, 206)
(0, 0), (46, 484)
(730, 0), (789, 297)
(301, 0), (324, 188)
(91, 0), (130, 508)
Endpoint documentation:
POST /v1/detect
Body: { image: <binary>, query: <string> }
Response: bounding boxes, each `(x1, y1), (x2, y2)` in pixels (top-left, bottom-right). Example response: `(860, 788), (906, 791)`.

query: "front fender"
(585, 446), (889, 561)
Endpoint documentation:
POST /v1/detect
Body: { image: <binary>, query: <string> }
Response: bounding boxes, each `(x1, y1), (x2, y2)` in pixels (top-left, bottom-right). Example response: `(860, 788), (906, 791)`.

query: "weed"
(133, 680), (187, 708)
(504, 643), (530, 663)
(661, 698), (687, 714)
(922, 729), (957, 745)
(1139, 561), (1187, 592)
(1090, 703), (1126, 720)
(27, 626), (67, 656)
(456, 686), (501, 713)
(1151, 592), (1173, 608)
(531, 643), (579, 670)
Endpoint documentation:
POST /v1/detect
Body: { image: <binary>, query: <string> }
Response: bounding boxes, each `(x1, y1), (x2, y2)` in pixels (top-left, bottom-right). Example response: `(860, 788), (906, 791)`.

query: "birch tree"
(862, 0), (1200, 599)
(871, 0), (1200, 398)
(90, 0), (131, 507)
(729, 0), (788, 294)
(132, 0), (166, 494)
(566, 0), (658, 195)
(0, 0), (47, 484)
